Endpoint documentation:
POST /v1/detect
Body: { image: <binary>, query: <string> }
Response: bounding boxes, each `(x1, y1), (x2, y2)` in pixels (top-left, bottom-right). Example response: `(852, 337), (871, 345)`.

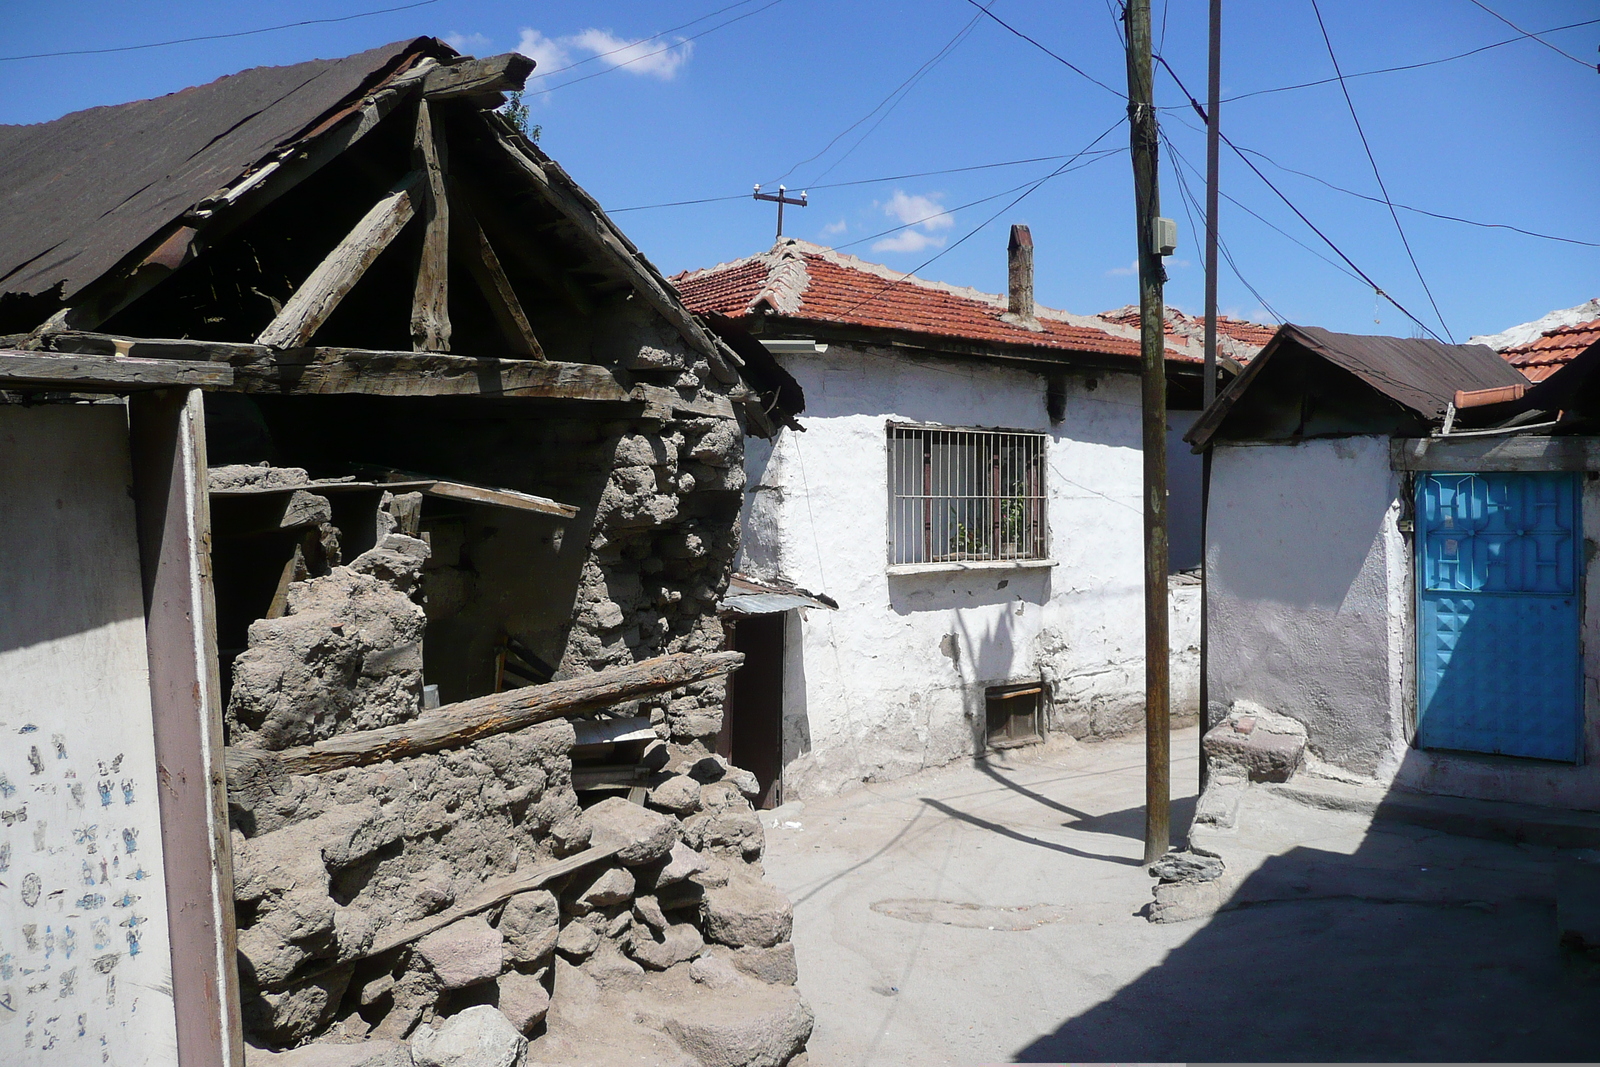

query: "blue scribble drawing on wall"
(76, 1012), (85, 1037)
(58, 968), (75, 998)
(18, 723), (37, 733)
(0, 841), (10, 872)
(22, 924), (38, 950)
(62, 926), (75, 960)
(90, 919), (109, 952)
(21, 872), (42, 907)
(97, 781), (112, 808)
(43, 926), (54, 958)
(72, 825), (97, 853)
(0, 773), (14, 798)
(1, 804), (27, 825)
(27, 746), (43, 775)
(119, 780), (134, 805)
(68, 782), (84, 808)
(0, 954), (12, 980)
(76, 893), (105, 910)
(129, 865), (147, 881)
(120, 914), (144, 957)
(95, 755), (122, 777)
(120, 828), (136, 854)
(51, 735), (66, 760)
(80, 860), (96, 886)
(112, 893), (138, 909)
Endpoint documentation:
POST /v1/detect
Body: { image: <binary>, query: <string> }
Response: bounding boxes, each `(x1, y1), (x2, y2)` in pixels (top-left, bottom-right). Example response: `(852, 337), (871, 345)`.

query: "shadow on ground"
(1014, 798), (1599, 1062)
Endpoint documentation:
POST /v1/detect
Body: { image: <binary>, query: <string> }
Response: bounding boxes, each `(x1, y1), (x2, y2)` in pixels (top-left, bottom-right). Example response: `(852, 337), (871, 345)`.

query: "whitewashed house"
(675, 232), (1266, 801)
(1190, 321), (1600, 811)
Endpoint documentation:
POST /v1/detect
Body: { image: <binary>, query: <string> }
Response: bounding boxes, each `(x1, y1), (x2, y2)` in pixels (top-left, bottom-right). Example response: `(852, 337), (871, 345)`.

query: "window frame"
(885, 421), (1052, 573)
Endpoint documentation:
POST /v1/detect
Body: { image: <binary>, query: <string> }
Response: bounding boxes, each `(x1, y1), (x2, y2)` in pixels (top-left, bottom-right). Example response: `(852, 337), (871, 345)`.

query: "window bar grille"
(890, 425), (1047, 565)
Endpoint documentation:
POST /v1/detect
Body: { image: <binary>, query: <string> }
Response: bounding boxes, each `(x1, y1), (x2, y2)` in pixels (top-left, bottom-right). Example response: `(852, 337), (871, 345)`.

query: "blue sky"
(1, 1), (1596, 339)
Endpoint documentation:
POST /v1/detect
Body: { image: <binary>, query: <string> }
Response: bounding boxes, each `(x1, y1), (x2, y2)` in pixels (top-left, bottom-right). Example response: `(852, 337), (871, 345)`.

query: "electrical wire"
(609, 150), (1128, 214)
(1193, 16), (1600, 107)
(527, 0), (787, 97)
(764, 4), (994, 189)
(1162, 132), (1285, 323)
(957, 0), (1126, 99)
(1153, 54), (1446, 341)
(1309, 0), (1453, 341)
(1462, 0), (1596, 69)
(0, 0), (439, 62)
(830, 118), (1128, 318)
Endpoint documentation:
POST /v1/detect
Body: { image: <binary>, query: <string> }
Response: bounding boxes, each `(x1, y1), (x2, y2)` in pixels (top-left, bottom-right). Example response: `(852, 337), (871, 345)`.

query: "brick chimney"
(1006, 224), (1038, 327)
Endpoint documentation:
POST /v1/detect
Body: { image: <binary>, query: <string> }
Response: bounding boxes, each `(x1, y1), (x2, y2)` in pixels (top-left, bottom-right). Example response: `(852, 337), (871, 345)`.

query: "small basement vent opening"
(986, 681), (1044, 749)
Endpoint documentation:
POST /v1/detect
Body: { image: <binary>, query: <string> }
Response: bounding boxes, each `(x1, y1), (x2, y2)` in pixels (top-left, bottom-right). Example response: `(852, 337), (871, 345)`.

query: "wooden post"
(1199, 0), (1222, 795)
(411, 99), (451, 352)
(1125, 0), (1171, 866)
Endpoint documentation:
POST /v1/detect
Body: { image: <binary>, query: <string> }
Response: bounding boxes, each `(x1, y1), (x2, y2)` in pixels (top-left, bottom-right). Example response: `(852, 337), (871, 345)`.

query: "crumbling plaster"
(740, 344), (1198, 799)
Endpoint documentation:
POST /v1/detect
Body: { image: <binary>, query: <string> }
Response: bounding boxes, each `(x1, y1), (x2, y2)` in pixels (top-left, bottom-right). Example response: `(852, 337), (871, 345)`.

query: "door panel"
(1416, 472), (1581, 761)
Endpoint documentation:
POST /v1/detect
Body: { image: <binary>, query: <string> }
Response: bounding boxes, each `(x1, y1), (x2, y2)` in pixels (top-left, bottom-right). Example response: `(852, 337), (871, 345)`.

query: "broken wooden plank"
(288, 841), (620, 989)
(0, 350), (234, 389)
(423, 53), (535, 99)
(633, 383), (737, 421)
(410, 102), (451, 353)
(424, 481), (578, 519)
(257, 172), (421, 349)
(454, 207), (545, 360)
(223, 650), (743, 781)
(571, 715), (656, 748)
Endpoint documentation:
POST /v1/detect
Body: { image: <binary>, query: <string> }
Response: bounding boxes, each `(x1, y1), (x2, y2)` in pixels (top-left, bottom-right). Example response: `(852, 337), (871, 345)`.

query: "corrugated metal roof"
(1188, 324), (1528, 448)
(719, 574), (836, 615)
(0, 39), (434, 302)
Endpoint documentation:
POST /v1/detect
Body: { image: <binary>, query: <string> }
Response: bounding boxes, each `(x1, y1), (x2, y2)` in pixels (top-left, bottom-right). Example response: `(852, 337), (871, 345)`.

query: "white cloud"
(517, 29), (571, 74)
(517, 27), (692, 81)
(444, 32), (493, 55)
(882, 190), (952, 231)
(819, 219), (848, 237)
(870, 190), (952, 254)
(873, 230), (946, 254)
(569, 29), (692, 79)
(1106, 260), (1138, 276)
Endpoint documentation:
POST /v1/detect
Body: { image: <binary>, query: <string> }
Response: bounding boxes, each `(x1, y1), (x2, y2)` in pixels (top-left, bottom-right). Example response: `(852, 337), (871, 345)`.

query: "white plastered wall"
(1209, 434), (1600, 809)
(740, 343), (1197, 799)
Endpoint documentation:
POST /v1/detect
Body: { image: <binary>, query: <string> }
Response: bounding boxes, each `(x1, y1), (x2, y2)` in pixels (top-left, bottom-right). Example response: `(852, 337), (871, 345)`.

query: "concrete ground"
(761, 727), (1598, 1065)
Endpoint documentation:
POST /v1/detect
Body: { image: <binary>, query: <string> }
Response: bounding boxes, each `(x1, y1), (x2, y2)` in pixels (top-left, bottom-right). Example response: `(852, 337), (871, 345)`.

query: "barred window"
(888, 424), (1048, 566)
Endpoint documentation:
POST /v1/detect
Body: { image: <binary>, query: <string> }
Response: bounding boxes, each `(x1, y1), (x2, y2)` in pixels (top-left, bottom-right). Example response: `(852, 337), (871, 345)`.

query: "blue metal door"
(1417, 472), (1582, 761)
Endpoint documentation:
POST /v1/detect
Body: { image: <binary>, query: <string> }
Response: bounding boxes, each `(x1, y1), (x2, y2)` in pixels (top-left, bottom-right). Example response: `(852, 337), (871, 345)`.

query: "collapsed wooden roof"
(0, 38), (801, 430)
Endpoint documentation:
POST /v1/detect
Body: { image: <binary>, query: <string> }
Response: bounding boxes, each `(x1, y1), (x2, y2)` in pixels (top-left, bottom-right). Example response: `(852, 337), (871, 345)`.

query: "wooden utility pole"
(1199, 0), (1222, 795)
(1124, 0), (1170, 865)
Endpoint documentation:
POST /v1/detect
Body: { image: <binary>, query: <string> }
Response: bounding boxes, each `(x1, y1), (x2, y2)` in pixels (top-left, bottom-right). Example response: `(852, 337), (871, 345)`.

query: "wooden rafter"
(410, 100), (451, 352)
(422, 53), (535, 99)
(256, 172), (421, 349)
(452, 198), (545, 360)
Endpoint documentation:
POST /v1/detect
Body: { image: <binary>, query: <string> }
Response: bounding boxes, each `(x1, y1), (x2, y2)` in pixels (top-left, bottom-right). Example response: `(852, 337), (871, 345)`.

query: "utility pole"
(1198, 0), (1221, 796)
(754, 184), (807, 239)
(1124, 0), (1170, 866)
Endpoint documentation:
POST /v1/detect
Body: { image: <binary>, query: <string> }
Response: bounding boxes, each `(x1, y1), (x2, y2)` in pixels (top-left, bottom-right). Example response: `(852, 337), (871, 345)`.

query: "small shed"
(1189, 323), (1600, 811)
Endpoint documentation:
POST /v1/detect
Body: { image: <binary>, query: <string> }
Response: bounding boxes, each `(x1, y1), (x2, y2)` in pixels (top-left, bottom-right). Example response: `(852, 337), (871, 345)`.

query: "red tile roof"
(671, 240), (1271, 368)
(1500, 317), (1600, 383)
(1100, 305), (1278, 352)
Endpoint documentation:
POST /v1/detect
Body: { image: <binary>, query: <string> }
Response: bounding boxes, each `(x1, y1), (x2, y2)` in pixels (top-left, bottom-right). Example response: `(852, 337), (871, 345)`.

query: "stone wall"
(224, 340), (811, 1064)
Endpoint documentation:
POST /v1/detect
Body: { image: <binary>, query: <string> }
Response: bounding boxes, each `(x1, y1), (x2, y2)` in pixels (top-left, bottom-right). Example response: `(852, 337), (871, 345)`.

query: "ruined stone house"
(0, 38), (811, 1067)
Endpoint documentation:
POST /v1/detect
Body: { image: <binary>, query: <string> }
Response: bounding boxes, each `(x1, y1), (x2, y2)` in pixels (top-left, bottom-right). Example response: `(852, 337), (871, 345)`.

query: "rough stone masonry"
(226, 321), (812, 1066)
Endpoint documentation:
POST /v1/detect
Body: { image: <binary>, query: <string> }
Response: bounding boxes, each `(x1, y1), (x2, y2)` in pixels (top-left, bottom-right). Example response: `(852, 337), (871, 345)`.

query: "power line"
(1463, 0), (1596, 70)
(1309, 0), (1453, 341)
(831, 118), (1128, 318)
(0, 0), (439, 62)
(1192, 16), (1600, 107)
(527, 0), (787, 97)
(957, 0), (1127, 99)
(526, 0), (767, 80)
(608, 149), (1125, 214)
(1153, 54), (1446, 342)
(1162, 133), (1285, 322)
(766, 3), (993, 189)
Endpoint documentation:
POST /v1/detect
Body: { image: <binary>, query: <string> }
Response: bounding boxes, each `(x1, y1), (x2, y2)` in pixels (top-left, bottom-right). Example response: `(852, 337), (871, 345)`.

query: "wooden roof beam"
(257, 172), (421, 349)
(0, 348), (234, 390)
(423, 53), (535, 100)
(410, 101), (451, 352)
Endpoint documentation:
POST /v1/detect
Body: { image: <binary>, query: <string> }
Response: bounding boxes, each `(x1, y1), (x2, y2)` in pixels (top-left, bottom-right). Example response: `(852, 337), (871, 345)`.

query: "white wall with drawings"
(0, 405), (178, 1064)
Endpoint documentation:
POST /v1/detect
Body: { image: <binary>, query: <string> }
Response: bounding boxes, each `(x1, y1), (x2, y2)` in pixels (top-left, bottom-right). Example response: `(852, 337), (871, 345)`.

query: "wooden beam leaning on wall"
(411, 101), (451, 352)
(257, 171), (422, 349)
(225, 650), (744, 789)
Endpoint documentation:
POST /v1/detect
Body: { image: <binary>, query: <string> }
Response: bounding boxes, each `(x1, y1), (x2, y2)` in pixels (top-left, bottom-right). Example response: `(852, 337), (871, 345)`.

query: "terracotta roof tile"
(1500, 317), (1600, 382)
(671, 240), (1274, 367)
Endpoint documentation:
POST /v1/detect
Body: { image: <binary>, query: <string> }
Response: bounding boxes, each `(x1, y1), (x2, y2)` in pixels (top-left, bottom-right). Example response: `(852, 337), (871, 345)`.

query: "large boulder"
(495, 972), (551, 1035)
(701, 876), (793, 949)
(583, 797), (679, 866)
(410, 1006), (527, 1067)
(414, 917), (503, 990)
(498, 891), (558, 967)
